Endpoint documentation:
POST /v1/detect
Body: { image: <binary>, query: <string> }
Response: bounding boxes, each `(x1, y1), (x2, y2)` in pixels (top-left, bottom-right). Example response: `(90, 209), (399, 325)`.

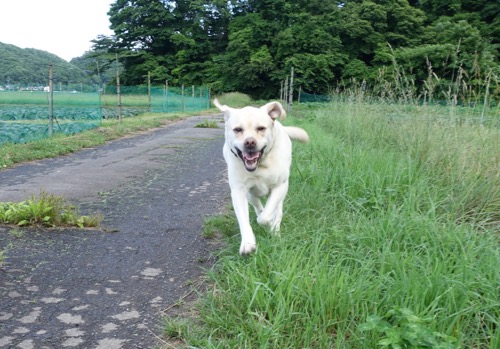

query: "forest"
(0, 43), (88, 88)
(2, 0), (499, 99)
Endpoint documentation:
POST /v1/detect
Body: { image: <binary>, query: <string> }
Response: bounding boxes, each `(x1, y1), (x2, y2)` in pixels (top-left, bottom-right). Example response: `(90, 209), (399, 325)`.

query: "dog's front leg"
(231, 188), (257, 255)
(257, 181), (289, 234)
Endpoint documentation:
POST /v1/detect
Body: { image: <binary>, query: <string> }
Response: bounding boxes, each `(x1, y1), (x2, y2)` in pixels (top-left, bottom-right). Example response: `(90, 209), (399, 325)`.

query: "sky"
(0, 0), (115, 61)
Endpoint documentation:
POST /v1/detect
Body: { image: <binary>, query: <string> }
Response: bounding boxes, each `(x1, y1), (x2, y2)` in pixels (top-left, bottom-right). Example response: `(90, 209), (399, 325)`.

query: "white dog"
(213, 99), (309, 255)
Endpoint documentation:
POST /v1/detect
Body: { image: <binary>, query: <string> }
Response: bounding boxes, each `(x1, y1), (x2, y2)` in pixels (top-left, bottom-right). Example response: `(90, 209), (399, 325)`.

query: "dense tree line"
(83, 0), (499, 99)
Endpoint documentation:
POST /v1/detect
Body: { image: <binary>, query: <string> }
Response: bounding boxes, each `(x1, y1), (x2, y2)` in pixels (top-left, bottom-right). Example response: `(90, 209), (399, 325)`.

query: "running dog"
(213, 99), (309, 255)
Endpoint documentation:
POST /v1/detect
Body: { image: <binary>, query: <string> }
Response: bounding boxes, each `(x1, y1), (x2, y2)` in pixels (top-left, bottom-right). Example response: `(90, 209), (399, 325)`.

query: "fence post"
(116, 54), (122, 123)
(116, 70), (122, 123)
(48, 64), (54, 136)
(288, 66), (294, 112)
(181, 84), (185, 112)
(284, 77), (289, 107)
(165, 80), (169, 113)
(148, 71), (151, 113)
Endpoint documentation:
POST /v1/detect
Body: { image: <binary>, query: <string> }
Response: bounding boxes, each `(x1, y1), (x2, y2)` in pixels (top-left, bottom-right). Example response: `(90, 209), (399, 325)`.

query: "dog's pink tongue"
(244, 153), (259, 161)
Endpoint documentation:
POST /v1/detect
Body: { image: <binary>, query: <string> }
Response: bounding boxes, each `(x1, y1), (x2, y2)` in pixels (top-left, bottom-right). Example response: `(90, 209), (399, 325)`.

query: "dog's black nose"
(245, 137), (257, 149)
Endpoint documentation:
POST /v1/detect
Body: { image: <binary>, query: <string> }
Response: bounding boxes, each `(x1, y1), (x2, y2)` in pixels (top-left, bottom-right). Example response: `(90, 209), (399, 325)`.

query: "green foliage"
(0, 42), (88, 86)
(360, 307), (458, 349)
(111, 0), (497, 98)
(2, 1), (499, 99)
(214, 92), (253, 107)
(0, 192), (101, 228)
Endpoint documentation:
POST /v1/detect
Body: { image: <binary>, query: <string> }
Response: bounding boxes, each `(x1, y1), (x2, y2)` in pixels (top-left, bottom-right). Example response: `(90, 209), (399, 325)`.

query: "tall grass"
(164, 99), (499, 348)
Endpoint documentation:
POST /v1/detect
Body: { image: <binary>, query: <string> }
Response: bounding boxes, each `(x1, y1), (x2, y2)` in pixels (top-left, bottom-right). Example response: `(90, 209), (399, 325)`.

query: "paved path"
(0, 115), (228, 349)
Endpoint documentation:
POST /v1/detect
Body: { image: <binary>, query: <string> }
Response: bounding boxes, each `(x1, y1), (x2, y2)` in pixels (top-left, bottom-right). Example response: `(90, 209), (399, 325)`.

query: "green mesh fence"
(0, 84), (210, 145)
(101, 85), (210, 119)
(299, 90), (331, 103)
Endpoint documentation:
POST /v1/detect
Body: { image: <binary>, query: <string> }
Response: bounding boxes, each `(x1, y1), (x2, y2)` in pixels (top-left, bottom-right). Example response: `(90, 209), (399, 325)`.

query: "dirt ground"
(0, 115), (229, 349)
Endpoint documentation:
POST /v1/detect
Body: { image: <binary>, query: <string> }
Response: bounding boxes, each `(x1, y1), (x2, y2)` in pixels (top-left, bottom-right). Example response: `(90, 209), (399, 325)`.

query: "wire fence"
(0, 84), (210, 145)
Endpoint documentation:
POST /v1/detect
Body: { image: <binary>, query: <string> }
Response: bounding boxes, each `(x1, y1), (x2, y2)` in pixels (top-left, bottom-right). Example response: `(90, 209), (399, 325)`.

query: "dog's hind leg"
(247, 192), (264, 216)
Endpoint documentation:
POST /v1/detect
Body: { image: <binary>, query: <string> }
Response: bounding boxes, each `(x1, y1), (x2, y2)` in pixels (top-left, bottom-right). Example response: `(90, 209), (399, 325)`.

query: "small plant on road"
(0, 191), (101, 228)
(195, 119), (219, 129)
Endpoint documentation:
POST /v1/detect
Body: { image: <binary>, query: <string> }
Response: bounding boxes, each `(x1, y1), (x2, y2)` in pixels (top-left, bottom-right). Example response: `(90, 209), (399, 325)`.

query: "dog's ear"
(262, 101), (286, 121)
(213, 98), (231, 121)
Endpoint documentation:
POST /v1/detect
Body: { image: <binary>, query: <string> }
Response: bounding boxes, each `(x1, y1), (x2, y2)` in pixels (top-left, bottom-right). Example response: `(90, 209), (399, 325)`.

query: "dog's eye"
(233, 127), (243, 133)
(257, 126), (266, 132)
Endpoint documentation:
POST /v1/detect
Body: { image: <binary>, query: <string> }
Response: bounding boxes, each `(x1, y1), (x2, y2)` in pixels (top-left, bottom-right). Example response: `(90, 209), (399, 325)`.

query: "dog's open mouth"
(234, 148), (264, 172)
(242, 151), (261, 171)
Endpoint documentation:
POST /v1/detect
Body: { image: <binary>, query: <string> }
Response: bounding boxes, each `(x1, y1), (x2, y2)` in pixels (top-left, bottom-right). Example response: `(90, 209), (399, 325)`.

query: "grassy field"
(163, 99), (499, 348)
(0, 91), (497, 347)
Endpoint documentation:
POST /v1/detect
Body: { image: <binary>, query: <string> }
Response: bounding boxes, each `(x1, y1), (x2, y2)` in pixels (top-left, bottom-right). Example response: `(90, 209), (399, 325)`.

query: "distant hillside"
(0, 42), (89, 87)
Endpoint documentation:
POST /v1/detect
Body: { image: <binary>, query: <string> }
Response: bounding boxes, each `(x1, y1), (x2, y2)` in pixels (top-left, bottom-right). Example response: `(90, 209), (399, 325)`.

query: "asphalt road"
(0, 115), (229, 349)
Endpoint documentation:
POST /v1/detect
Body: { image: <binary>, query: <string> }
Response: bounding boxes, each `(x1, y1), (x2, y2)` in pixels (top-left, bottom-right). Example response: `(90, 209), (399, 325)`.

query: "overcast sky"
(0, 0), (114, 61)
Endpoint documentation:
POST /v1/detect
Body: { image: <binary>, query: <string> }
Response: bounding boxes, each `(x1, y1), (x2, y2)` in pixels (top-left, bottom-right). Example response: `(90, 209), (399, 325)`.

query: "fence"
(0, 84), (210, 145)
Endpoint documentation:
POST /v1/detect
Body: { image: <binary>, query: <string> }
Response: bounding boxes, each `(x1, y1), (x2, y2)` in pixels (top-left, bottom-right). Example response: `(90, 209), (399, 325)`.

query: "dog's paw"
(257, 214), (271, 227)
(239, 242), (257, 255)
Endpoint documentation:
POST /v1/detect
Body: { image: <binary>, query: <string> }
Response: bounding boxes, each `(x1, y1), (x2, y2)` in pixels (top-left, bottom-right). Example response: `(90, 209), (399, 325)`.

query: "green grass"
(163, 100), (499, 348)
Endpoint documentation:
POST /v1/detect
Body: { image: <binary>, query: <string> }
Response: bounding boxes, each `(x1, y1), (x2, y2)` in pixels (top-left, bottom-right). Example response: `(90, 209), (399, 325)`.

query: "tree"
(79, 0), (499, 98)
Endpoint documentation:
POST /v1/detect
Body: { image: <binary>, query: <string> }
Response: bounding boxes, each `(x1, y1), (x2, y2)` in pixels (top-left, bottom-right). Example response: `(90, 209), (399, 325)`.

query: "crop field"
(0, 89), (209, 145)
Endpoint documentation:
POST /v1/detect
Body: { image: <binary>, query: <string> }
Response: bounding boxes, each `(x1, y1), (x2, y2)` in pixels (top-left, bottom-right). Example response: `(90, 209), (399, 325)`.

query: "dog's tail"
(285, 126), (309, 143)
(213, 98), (229, 112)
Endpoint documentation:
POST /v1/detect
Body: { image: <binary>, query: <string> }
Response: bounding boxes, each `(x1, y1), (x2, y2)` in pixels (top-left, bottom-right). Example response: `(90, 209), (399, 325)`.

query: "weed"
(359, 307), (458, 349)
(195, 119), (219, 129)
(0, 191), (101, 228)
(9, 228), (24, 238)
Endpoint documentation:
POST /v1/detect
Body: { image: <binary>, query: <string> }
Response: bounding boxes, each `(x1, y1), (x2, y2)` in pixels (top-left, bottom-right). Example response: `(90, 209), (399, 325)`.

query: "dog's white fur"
(214, 98), (309, 255)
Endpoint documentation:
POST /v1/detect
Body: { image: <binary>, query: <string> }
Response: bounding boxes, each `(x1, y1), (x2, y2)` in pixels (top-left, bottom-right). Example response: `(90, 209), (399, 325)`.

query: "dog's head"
(213, 99), (286, 172)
